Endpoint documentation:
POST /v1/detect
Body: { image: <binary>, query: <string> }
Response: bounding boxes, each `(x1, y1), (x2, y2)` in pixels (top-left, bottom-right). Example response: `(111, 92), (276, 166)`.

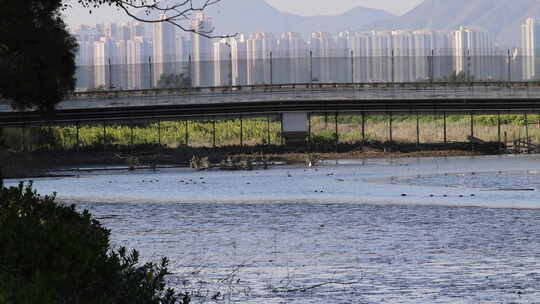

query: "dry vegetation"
(310, 114), (540, 144)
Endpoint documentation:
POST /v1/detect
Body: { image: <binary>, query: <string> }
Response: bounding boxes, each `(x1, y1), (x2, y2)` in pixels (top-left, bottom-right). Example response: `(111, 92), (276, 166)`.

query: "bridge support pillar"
(130, 123), (134, 148)
(266, 116), (271, 145)
(388, 112), (393, 143)
(308, 114), (311, 142)
(22, 125), (27, 152)
(213, 120), (216, 147)
(76, 122), (80, 152)
(524, 113), (530, 153)
(334, 112), (339, 145)
(185, 121), (189, 147)
(102, 122), (107, 154)
(157, 120), (161, 147)
(470, 113), (475, 152)
(497, 113), (501, 154)
(240, 117), (243, 147)
(443, 112), (447, 144)
(361, 112), (366, 144)
(416, 112), (420, 146)
(282, 112), (309, 146)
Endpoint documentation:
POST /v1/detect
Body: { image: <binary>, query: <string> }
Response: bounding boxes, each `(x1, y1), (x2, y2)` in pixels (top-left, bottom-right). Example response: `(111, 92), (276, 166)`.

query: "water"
(398, 170), (540, 191)
(5, 155), (540, 303)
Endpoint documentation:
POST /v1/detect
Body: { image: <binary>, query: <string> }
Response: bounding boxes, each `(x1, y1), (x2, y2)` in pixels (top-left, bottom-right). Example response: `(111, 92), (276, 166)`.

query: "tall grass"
(2, 114), (539, 152)
(310, 114), (540, 144)
(1, 118), (283, 151)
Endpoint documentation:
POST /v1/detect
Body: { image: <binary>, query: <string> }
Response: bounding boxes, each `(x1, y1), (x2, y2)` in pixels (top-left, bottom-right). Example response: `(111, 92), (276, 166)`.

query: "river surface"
(6, 155), (540, 303)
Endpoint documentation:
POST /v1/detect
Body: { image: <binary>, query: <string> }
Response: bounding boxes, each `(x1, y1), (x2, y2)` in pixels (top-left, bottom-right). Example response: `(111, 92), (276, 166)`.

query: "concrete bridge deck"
(2, 82), (540, 128)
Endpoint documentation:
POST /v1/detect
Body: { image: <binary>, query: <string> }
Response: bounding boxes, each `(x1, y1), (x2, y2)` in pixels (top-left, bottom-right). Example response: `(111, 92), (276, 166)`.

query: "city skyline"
(73, 14), (512, 91)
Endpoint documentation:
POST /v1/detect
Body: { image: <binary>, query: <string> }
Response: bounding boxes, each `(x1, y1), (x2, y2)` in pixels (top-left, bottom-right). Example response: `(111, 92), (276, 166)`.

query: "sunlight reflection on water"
(6, 155), (540, 303)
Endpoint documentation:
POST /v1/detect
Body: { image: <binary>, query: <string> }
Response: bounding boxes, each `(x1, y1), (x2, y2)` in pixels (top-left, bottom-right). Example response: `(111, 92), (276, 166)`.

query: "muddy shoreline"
(1, 141), (503, 178)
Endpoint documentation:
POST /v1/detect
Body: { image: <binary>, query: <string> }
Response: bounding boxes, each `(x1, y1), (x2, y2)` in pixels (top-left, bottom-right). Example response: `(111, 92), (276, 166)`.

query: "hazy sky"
(265, 0), (423, 16)
(64, 0), (424, 28)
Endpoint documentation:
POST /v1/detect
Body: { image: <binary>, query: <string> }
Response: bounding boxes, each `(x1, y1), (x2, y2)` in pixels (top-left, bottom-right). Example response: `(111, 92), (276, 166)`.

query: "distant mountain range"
(142, 0), (540, 47)
(363, 0), (540, 47)
(202, 0), (395, 36)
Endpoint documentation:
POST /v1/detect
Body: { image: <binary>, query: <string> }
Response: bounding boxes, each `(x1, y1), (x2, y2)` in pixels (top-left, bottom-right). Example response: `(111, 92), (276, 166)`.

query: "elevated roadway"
(2, 81), (540, 127)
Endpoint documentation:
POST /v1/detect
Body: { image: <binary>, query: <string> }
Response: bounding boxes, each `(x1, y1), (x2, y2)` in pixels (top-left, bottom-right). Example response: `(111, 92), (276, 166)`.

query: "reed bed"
(310, 114), (540, 144)
(2, 114), (540, 152)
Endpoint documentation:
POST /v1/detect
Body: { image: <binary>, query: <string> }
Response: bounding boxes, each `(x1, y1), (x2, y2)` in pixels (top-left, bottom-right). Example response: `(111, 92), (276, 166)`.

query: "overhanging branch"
(77, 0), (236, 39)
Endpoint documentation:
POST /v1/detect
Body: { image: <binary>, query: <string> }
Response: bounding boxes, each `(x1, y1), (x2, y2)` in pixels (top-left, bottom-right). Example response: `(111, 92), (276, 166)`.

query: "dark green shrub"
(0, 182), (188, 304)
(308, 130), (338, 151)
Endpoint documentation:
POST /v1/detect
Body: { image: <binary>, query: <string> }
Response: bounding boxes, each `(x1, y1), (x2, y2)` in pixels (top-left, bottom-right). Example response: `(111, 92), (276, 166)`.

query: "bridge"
(2, 81), (540, 145)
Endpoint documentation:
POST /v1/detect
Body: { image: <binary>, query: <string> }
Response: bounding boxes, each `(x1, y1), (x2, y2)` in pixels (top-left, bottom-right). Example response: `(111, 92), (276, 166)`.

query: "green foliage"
(313, 114), (531, 127)
(26, 119), (282, 150)
(2, 115), (537, 152)
(439, 71), (475, 83)
(157, 73), (191, 89)
(0, 182), (187, 304)
(308, 130), (338, 151)
(0, 0), (77, 111)
(35, 128), (62, 150)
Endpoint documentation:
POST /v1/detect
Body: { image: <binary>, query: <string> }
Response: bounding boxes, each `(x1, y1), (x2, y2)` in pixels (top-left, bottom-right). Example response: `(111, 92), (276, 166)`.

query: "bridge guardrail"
(4, 81), (540, 113)
(70, 81), (540, 100)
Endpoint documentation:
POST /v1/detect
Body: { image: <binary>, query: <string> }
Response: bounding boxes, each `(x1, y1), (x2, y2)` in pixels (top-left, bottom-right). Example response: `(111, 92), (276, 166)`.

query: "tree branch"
(77, 0), (236, 39)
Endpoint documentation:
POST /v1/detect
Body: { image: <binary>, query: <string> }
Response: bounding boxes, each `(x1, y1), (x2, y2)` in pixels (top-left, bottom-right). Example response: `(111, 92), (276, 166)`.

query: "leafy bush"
(308, 130), (338, 151)
(0, 182), (188, 304)
(157, 73), (191, 89)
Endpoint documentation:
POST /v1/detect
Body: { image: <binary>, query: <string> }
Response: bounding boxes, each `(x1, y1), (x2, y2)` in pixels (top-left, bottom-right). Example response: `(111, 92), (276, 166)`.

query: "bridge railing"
(69, 81), (540, 100)
(34, 81), (540, 111)
(5, 81), (540, 113)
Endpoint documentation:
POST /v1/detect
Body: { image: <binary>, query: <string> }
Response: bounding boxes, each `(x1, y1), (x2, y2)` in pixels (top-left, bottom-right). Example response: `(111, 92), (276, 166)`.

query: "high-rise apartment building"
(335, 31), (351, 50)
(192, 13), (214, 87)
(73, 19), (510, 90)
(392, 31), (414, 82)
(112, 40), (128, 89)
(74, 40), (95, 90)
(119, 23), (145, 41)
(153, 15), (178, 86)
(105, 23), (121, 41)
(522, 18), (540, 80)
(93, 37), (115, 88)
(246, 33), (276, 85)
(310, 32), (335, 82)
(411, 30), (452, 80)
(452, 26), (494, 79)
(349, 32), (373, 82)
(126, 36), (152, 89)
(213, 39), (232, 86)
(278, 32), (308, 83)
(333, 31), (352, 83)
(74, 25), (101, 42)
(230, 35), (248, 86)
(371, 31), (393, 82)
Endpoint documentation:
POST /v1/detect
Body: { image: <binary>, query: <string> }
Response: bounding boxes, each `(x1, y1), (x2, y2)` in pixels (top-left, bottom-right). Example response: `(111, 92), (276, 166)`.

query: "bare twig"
(76, 0), (236, 38)
(171, 258), (253, 302)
